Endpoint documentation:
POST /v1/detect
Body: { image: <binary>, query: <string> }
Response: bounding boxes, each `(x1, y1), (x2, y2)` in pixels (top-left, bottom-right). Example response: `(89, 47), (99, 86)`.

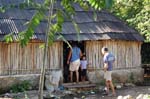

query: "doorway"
(63, 41), (85, 83)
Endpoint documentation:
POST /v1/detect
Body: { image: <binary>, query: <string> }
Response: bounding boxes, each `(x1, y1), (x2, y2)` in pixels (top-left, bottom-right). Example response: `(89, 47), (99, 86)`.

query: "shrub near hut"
(10, 80), (32, 93)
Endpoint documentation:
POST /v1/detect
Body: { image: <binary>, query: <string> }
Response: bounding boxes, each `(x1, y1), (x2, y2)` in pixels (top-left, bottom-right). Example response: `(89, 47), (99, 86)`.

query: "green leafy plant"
(99, 79), (105, 86)
(111, 0), (150, 42)
(128, 72), (135, 83)
(10, 80), (32, 93)
(148, 95), (150, 99)
(112, 78), (118, 84)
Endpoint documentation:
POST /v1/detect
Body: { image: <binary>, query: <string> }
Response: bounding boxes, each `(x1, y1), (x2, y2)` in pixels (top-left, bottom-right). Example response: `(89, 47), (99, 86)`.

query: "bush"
(10, 80), (32, 93)
(99, 80), (105, 86)
(128, 72), (135, 83)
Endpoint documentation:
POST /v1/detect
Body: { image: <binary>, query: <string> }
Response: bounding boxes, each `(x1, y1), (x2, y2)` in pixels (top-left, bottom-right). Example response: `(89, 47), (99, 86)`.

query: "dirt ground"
(61, 86), (150, 99)
(1, 86), (150, 99)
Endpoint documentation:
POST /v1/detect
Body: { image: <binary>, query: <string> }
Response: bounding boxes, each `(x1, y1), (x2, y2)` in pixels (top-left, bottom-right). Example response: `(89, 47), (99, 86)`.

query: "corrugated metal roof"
(0, 0), (23, 6)
(0, 0), (144, 42)
(0, 9), (35, 20)
(0, 0), (44, 6)
(61, 21), (136, 34)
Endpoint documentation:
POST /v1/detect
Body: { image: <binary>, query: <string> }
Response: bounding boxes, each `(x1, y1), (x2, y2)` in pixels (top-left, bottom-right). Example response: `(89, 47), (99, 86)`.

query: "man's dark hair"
(104, 47), (108, 52)
(71, 41), (77, 47)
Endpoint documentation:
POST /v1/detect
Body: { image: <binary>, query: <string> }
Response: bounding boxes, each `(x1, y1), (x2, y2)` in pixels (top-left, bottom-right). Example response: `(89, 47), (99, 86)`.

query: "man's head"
(101, 47), (108, 55)
(71, 41), (77, 47)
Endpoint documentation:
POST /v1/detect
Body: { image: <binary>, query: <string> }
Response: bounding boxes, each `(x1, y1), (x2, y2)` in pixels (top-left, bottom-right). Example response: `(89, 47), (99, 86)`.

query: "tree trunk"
(38, 0), (54, 99)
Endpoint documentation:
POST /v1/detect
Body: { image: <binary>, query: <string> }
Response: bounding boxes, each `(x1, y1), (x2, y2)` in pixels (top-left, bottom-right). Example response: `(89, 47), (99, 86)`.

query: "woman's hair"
(71, 41), (77, 47)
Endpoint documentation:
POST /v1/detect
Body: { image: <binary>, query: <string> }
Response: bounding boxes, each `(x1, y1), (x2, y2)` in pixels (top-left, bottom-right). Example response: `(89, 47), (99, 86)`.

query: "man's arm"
(103, 63), (108, 72)
(67, 49), (72, 64)
(80, 50), (83, 58)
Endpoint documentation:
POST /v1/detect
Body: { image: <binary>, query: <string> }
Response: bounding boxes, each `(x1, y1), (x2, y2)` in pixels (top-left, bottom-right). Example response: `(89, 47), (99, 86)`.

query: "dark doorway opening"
(63, 41), (85, 83)
(141, 43), (150, 85)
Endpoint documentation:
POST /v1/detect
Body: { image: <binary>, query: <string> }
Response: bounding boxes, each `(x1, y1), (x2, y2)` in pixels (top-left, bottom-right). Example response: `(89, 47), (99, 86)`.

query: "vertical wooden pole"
(38, 0), (54, 99)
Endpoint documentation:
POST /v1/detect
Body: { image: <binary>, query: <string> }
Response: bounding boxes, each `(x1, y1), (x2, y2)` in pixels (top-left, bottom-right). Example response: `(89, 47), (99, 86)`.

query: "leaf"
(48, 32), (55, 45)
(0, 6), (6, 13)
(93, 11), (97, 21)
(57, 10), (64, 24)
(19, 3), (27, 9)
(57, 34), (72, 49)
(50, 13), (57, 20)
(4, 33), (13, 43)
(24, 21), (30, 26)
(39, 44), (45, 49)
(95, 3), (99, 9)
(105, 0), (113, 9)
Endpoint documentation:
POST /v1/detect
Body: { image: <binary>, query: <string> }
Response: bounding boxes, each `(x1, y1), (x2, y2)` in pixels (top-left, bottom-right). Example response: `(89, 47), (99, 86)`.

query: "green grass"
(10, 80), (32, 93)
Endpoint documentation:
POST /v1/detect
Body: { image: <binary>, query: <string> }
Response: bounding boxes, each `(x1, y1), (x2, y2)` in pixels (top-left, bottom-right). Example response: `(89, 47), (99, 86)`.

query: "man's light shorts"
(69, 59), (80, 72)
(104, 71), (112, 81)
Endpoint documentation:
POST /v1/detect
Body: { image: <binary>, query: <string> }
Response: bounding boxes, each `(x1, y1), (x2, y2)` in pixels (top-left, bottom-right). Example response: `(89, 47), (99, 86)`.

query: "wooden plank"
(0, 43), (3, 75)
(16, 43), (19, 74)
(25, 45), (28, 74)
(35, 43), (39, 73)
(95, 41), (98, 68)
(62, 81), (91, 86)
(60, 42), (63, 69)
(63, 83), (96, 88)
(18, 44), (21, 74)
(22, 46), (25, 74)
(0, 43), (2, 75)
(98, 41), (101, 69)
(113, 40), (117, 69)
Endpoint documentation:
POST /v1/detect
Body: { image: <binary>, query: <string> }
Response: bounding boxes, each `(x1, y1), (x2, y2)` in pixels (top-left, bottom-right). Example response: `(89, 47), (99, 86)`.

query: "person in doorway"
(67, 42), (82, 83)
(101, 47), (116, 96)
(80, 55), (88, 82)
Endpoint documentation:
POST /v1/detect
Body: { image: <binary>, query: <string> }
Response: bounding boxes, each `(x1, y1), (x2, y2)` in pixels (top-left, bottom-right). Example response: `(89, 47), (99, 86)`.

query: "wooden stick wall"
(0, 40), (142, 76)
(0, 42), (63, 75)
(86, 40), (142, 69)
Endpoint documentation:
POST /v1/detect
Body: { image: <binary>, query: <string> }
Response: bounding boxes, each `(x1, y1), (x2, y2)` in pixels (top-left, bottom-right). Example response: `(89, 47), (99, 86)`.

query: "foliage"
(111, 0), (150, 42)
(10, 80), (32, 93)
(128, 72), (135, 83)
(99, 79), (105, 86)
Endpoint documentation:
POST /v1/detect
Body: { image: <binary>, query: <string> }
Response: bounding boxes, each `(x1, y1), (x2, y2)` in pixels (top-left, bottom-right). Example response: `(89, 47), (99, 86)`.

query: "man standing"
(101, 47), (116, 96)
(67, 42), (82, 83)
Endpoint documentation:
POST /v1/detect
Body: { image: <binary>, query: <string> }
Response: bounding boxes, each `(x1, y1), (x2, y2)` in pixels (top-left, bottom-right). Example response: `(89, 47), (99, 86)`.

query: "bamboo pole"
(38, 0), (54, 99)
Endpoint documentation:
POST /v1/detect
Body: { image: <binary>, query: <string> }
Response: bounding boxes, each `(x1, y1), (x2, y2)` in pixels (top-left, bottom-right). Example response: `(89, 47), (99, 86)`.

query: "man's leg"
(108, 71), (116, 96)
(106, 80), (110, 94)
(75, 70), (79, 83)
(109, 81), (116, 95)
(104, 71), (110, 94)
(70, 71), (73, 82)
(75, 61), (80, 83)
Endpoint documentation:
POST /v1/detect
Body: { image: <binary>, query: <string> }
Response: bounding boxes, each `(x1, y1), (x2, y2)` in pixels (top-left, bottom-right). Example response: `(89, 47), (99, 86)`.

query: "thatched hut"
(0, 0), (144, 88)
